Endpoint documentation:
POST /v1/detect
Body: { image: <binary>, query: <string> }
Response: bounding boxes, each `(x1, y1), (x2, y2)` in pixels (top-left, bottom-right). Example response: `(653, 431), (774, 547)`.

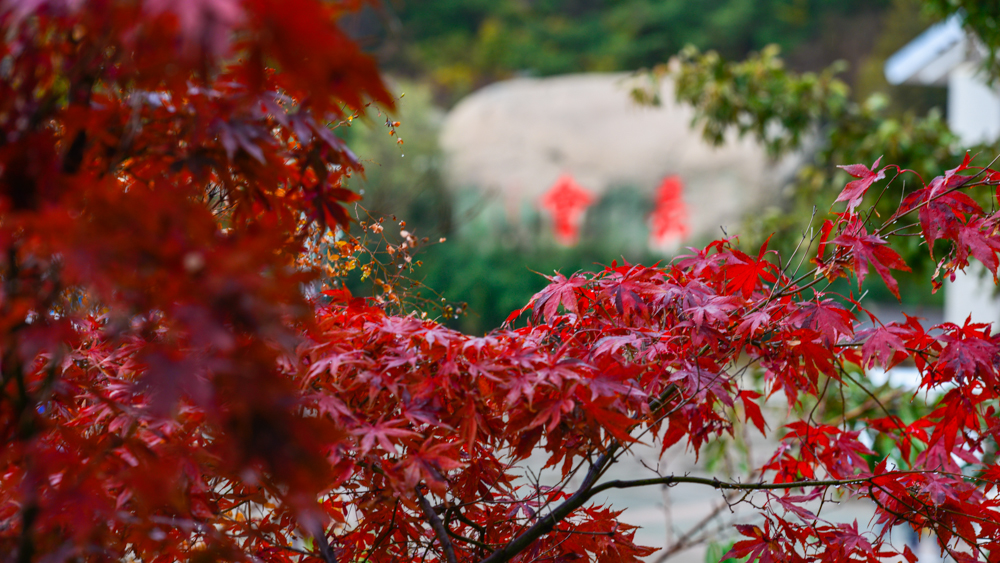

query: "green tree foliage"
(662, 0), (1000, 253)
(853, 0), (949, 113)
(337, 184), (662, 334)
(418, 234), (657, 334)
(332, 84), (666, 333)
(339, 82), (454, 239)
(644, 44), (997, 302)
(926, 0), (1000, 78)
(373, 0), (1000, 324)
(388, 0), (889, 97)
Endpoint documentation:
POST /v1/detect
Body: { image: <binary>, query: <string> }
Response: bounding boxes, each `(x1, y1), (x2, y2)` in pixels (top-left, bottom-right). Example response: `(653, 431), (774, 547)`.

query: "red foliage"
(2, 3), (1000, 563)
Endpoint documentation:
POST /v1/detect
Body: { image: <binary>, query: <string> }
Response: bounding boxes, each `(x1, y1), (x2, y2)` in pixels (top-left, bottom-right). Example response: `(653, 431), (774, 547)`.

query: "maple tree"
(4, 2), (1000, 563)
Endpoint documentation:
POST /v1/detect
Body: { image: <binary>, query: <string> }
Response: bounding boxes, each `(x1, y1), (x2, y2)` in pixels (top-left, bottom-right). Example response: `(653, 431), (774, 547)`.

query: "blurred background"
(335, 0), (1000, 334)
(332, 2), (1000, 560)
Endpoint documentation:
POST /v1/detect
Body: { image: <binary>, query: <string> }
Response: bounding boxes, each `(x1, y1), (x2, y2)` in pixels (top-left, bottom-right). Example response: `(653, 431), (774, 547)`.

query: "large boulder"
(439, 73), (800, 245)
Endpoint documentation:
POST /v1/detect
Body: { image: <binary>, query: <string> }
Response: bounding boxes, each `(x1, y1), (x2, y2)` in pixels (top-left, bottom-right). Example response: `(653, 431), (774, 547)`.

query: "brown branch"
(311, 528), (337, 563)
(590, 474), (875, 494)
(446, 528), (493, 552)
(477, 468), (924, 563)
(449, 507), (486, 535)
(15, 500), (38, 563)
(838, 369), (909, 437)
(552, 526), (615, 537)
(834, 388), (905, 426)
(416, 487), (458, 563)
(361, 499), (400, 563)
(653, 485), (753, 563)
(477, 450), (615, 563)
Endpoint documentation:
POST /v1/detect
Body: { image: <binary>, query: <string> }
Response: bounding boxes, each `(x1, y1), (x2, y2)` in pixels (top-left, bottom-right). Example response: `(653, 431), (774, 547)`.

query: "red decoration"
(539, 174), (595, 245)
(649, 175), (690, 251)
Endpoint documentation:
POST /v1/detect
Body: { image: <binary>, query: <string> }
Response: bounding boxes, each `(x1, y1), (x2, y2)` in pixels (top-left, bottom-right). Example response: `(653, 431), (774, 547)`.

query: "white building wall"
(947, 62), (1000, 145)
(944, 62), (1000, 328)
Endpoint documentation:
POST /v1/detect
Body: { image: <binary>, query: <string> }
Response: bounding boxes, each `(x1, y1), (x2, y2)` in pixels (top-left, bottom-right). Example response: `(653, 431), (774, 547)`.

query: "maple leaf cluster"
(3, 2), (1000, 563)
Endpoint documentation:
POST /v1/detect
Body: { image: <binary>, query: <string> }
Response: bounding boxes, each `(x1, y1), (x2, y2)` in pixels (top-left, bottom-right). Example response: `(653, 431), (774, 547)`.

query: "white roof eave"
(885, 14), (966, 86)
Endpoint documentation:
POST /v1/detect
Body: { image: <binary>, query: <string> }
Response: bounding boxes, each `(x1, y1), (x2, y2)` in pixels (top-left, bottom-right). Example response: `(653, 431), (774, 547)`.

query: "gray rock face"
(439, 73), (800, 245)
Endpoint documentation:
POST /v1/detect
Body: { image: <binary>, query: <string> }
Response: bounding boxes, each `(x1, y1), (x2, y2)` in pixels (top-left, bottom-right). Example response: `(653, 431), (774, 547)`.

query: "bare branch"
(477, 466), (942, 563)
(312, 527), (337, 563)
(417, 487), (458, 563)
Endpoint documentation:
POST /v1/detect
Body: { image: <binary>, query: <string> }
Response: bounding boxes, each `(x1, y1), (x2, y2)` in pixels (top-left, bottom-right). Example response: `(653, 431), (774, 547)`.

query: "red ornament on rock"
(649, 175), (690, 252)
(539, 174), (595, 245)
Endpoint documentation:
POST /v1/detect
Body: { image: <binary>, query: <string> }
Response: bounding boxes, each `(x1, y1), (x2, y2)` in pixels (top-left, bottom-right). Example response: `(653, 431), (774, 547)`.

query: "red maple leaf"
(832, 221), (911, 299)
(725, 235), (778, 299)
(739, 390), (768, 434)
(858, 324), (909, 369)
(789, 297), (855, 346)
(353, 420), (419, 456)
(955, 216), (1000, 275)
(736, 309), (773, 337)
(836, 156), (885, 213)
(530, 272), (591, 323)
(7, 4), (1000, 560)
(896, 153), (982, 254)
(724, 523), (783, 563)
(937, 321), (998, 385)
(682, 294), (740, 328)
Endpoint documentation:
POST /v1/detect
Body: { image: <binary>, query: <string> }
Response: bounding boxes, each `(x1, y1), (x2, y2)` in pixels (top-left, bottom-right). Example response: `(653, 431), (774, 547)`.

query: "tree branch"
(361, 500), (400, 563)
(477, 450), (616, 563)
(312, 528), (337, 563)
(588, 474), (872, 495)
(416, 488), (458, 563)
(652, 493), (740, 563)
(477, 469), (890, 563)
(446, 528), (493, 552)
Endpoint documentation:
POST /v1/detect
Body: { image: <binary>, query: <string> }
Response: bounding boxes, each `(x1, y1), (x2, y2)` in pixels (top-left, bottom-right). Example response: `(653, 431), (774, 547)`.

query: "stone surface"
(439, 73), (801, 244)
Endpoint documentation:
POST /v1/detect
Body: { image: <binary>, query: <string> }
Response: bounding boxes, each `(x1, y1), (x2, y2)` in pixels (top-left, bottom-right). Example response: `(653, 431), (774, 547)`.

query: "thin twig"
(477, 466), (921, 563)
